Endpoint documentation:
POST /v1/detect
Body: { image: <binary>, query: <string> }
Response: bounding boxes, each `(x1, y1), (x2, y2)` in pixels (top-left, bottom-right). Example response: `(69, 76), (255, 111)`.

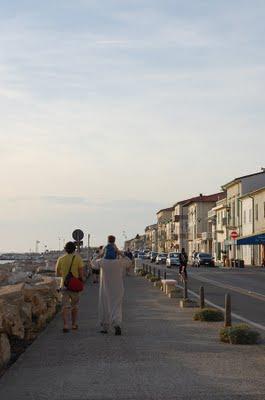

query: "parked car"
(194, 253), (215, 267)
(150, 252), (158, 262)
(138, 251), (145, 260)
(143, 250), (151, 259)
(155, 253), (168, 264)
(166, 252), (180, 268)
(133, 251), (139, 258)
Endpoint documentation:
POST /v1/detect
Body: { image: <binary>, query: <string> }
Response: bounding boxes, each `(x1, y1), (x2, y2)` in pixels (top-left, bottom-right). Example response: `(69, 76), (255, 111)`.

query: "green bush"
(193, 308), (224, 322)
(146, 274), (153, 279)
(150, 276), (160, 282)
(220, 324), (260, 345)
(137, 269), (147, 276)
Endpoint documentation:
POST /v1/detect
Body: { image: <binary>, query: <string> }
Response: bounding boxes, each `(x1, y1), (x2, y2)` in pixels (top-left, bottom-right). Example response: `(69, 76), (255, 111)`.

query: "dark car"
(150, 252), (158, 262)
(194, 253), (215, 267)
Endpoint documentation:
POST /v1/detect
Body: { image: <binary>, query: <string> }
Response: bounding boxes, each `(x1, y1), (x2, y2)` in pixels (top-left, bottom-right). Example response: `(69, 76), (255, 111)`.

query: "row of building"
(124, 169), (265, 266)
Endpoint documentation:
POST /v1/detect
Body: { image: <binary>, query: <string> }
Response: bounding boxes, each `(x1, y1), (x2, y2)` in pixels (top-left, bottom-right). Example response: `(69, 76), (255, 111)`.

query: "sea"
(0, 260), (15, 265)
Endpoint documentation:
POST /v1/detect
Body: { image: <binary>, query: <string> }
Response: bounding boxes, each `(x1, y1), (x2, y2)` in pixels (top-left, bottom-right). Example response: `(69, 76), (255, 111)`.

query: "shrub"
(150, 276), (160, 282)
(137, 270), (147, 276)
(193, 308), (224, 322)
(220, 324), (260, 345)
(146, 274), (153, 279)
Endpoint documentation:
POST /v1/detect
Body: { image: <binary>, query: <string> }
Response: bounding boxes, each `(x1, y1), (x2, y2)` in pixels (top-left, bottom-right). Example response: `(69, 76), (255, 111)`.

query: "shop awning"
(237, 232), (265, 245)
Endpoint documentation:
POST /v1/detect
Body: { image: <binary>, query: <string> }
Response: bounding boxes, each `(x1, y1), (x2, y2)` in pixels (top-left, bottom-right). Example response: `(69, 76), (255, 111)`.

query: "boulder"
(0, 301), (24, 339)
(0, 270), (11, 286)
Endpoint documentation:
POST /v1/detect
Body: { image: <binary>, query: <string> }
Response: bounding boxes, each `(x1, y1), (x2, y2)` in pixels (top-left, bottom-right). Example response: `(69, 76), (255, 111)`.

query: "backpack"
(64, 256), (84, 292)
(104, 244), (117, 260)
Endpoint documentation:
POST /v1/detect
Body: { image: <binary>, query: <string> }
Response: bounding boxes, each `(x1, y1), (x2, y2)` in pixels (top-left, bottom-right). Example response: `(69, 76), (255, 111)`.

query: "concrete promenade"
(0, 275), (264, 400)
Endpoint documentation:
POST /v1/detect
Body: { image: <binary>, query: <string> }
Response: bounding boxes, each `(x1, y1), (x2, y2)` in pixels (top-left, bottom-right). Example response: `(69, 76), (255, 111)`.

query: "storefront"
(237, 232), (265, 266)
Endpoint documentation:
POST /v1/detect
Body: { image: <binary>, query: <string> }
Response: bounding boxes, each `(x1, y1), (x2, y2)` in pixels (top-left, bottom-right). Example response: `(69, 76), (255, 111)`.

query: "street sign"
(72, 229), (84, 241)
(230, 231), (238, 240)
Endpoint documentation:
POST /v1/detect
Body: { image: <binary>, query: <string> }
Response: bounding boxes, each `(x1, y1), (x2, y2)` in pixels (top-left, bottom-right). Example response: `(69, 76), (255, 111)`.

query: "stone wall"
(0, 276), (60, 369)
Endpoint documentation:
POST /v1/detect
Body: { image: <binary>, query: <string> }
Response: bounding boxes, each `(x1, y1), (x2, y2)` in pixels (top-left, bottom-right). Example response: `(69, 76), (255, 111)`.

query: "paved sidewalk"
(0, 275), (264, 400)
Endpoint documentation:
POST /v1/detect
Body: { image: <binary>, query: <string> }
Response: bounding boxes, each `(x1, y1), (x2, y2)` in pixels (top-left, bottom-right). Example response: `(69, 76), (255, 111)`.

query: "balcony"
(201, 232), (213, 241)
(222, 217), (227, 226)
(208, 209), (216, 219)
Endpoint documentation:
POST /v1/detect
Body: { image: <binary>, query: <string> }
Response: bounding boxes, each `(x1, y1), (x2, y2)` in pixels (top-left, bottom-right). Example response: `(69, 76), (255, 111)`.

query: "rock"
(0, 276), (61, 368)
(0, 333), (11, 367)
(0, 301), (24, 339)
(7, 271), (29, 285)
(0, 271), (11, 286)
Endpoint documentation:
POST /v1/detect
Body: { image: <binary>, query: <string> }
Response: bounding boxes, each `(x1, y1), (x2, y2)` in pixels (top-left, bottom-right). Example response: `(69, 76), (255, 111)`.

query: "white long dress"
(95, 258), (131, 329)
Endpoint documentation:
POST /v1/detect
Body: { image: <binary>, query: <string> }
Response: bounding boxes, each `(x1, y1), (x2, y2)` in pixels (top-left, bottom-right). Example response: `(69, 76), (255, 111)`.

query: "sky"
(1, 0), (265, 252)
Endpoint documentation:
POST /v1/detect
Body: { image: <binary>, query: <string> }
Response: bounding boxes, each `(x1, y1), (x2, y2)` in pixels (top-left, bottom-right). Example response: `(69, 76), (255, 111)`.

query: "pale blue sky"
(1, 1), (265, 251)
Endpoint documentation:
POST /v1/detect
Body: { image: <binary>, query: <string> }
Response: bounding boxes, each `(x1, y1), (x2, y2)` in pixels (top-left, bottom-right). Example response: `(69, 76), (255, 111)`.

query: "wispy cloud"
(0, 0), (265, 251)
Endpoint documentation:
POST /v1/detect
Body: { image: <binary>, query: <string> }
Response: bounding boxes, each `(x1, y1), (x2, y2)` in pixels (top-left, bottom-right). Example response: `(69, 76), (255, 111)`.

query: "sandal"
(63, 328), (70, 333)
(72, 324), (78, 330)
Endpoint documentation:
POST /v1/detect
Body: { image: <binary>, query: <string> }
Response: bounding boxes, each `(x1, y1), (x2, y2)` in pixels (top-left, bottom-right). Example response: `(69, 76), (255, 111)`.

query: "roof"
(145, 223), (157, 232)
(182, 192), (226, 207)
(173, 195), (208, 208)
(156, 207), (174, 215)
(240, 186), (265, 200)
(222, 170), (265, 190)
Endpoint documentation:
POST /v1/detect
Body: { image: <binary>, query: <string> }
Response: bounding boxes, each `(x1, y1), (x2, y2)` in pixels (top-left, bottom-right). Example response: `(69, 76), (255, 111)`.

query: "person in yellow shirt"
(56, 241), (84, 332)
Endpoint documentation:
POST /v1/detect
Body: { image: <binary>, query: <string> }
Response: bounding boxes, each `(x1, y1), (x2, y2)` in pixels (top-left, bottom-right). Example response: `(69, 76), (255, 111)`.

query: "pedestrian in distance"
(179, 247), (188, 280)
(56, 241), (84, 333)
(95, 235), (131, 336)
(91, 246), (103, 284)
(124, 248), (133, 260)
(124, 248), (134, 275)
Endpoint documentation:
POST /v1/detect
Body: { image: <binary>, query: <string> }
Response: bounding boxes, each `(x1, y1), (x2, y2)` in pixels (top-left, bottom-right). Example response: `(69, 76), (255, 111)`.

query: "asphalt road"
(145, 261), (265, 330)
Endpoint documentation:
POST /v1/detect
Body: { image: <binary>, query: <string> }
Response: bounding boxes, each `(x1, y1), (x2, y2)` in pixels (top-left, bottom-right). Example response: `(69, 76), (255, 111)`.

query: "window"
(243, 210), (246, 224)
(264, 202), (265, 218)
(249, 209), (252, 223)
(255, 204), (259, 221)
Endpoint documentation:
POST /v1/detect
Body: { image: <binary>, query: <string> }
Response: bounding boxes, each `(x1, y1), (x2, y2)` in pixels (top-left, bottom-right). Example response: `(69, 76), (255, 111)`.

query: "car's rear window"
(199, 253), (211, 257)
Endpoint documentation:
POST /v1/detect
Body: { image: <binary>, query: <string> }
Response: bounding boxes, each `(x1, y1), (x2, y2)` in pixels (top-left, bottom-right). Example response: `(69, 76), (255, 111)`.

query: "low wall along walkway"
(0, 277), (60, 369)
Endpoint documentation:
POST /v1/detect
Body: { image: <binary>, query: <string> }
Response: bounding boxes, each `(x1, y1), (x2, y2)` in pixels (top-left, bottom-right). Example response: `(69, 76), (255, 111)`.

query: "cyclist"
(179, 248), (188, 281)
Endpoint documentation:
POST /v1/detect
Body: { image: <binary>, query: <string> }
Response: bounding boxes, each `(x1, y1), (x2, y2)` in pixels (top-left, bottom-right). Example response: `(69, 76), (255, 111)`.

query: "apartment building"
(156, 207), (174, 252)
(237, 186), (265, 265)
(185, 193), (225, 259)
(145, 224), (158, 251)
(171, 200), (190, 252)
(207, 197), (227, 263)
(221, 170), (265, 262)
(124, 234), (145, 251)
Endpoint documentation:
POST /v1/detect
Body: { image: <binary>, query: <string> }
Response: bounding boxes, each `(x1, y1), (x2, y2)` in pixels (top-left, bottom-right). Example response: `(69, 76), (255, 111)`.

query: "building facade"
(145, 224), (158, 251)
(238, 186), (265, 265)
(185, 193), (225, 259)
(156, 207), (174, 252)
(222, 170), (265, 264)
